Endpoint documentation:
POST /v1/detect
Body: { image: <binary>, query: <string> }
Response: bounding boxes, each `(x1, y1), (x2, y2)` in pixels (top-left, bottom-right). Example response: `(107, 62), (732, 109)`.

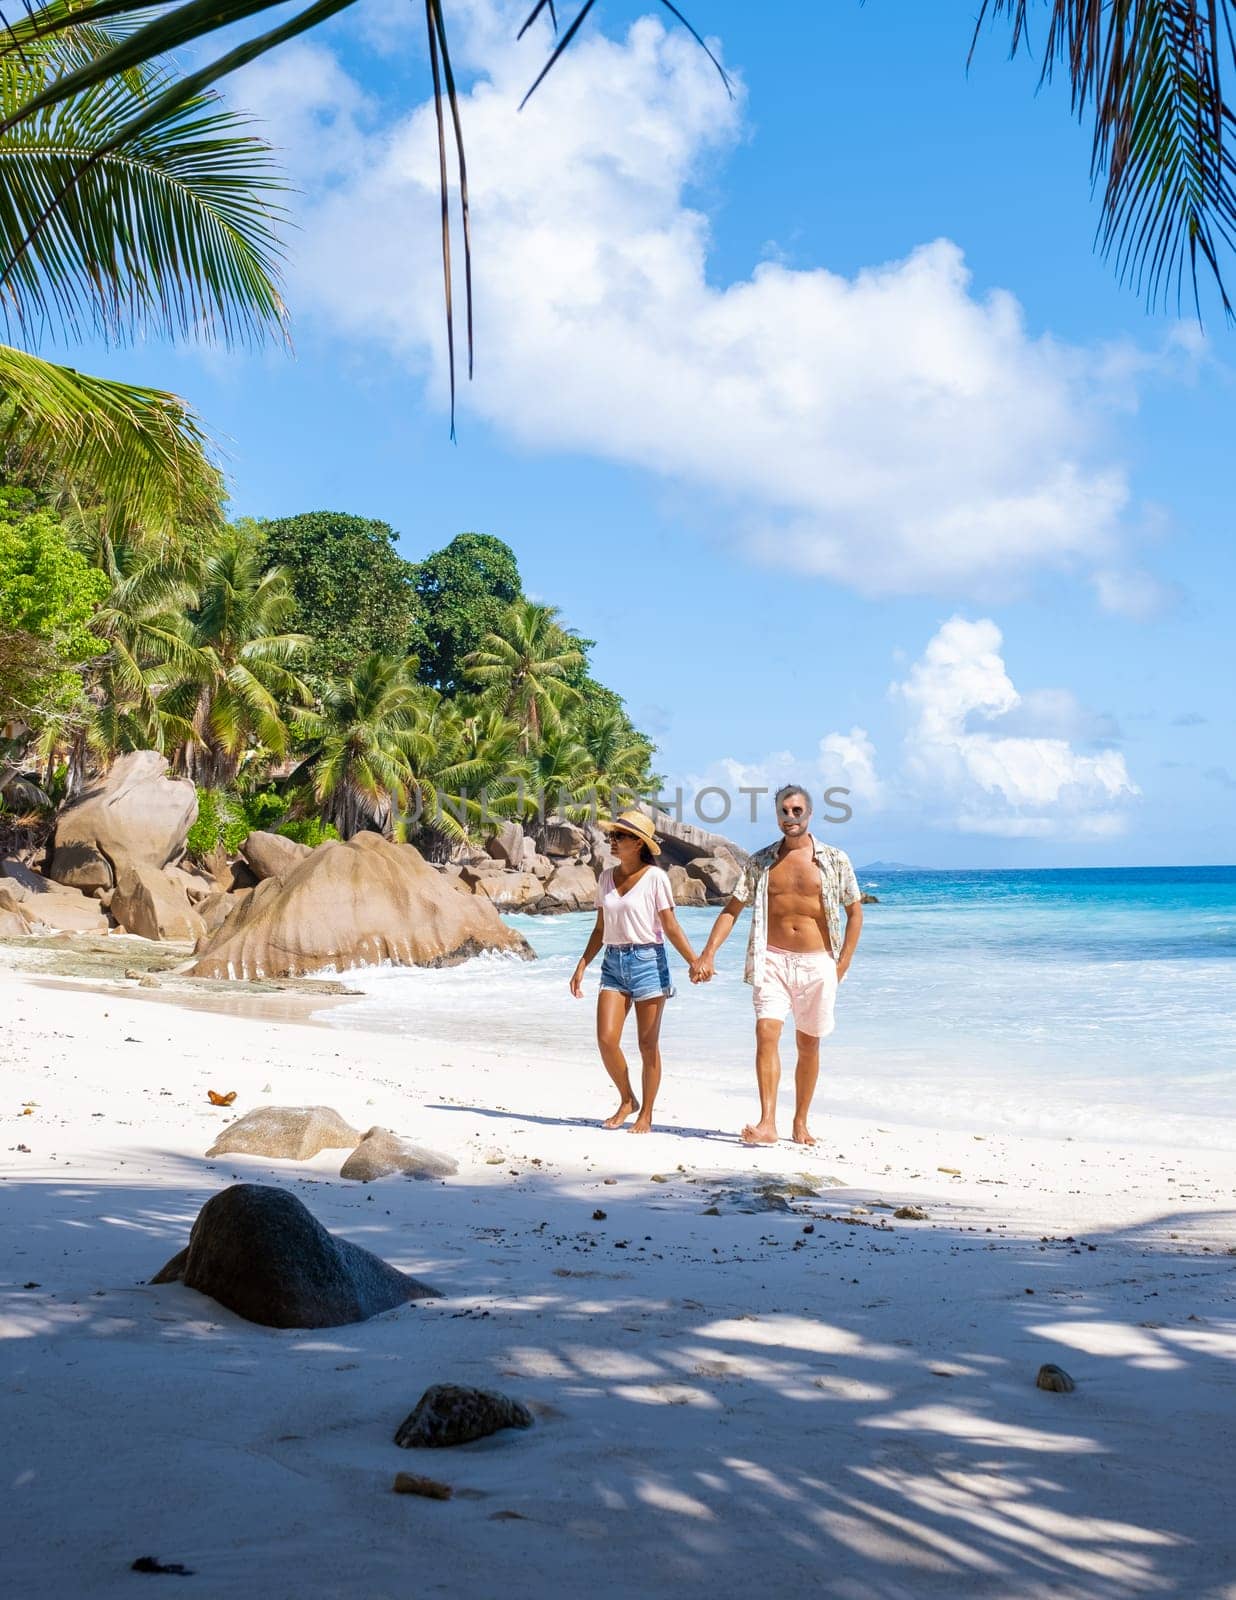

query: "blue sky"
(44, 0), (1235, 864)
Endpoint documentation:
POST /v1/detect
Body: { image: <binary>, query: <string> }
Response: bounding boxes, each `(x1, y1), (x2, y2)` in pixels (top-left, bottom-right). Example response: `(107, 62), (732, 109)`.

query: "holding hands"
(689, 954), (715, 985)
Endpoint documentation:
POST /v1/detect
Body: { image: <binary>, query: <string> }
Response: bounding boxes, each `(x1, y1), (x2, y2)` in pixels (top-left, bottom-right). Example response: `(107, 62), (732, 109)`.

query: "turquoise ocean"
(323, 866), (1236, 1151)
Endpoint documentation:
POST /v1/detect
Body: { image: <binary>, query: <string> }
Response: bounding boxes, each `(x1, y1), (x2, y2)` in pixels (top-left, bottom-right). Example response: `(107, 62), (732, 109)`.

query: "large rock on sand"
(240, 830), (311, 882)
(206, 1105), (360, 1162)
(110, 864), (205, 942)
(188, 832), (533, 980)
(667, 864), (707, 907)
(49, 750), (197, 892)
(639, 805), (748, 872)
(151, 1183), (439, 1328)
(686, 854), (743, 900)
(538, 862), (599, 912)
(0, 861), (109, 932)
(339, 1127), (458, 1182)
(0, 886), (40, 936)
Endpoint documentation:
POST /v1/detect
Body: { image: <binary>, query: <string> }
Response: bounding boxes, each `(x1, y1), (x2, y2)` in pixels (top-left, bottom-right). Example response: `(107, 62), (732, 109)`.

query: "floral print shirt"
(730, 837), (861, 985)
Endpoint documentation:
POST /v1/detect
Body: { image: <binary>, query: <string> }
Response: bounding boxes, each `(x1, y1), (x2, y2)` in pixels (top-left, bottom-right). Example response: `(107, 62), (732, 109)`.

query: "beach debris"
(206, 1090), (237, 1107)
(1036, 1363), (1075, 1393)
(484, 1150), (505, 1165)
(131, 1555), (194, 1576)
(592, 1209), (607, 1220)
(137, 974), (161, 989)
(700, 1177), (821, 1214)
(260, 1083), (272, 1094)
(393, 1472), (453, 1500)
(204, 1104), (359, 1162)
(650, 1174), (669, 1183)
(150, 1182), (440, 1328)
(339, 1127), (458, 1182)
(937, 1167), (962, 1177)
(395, 1384), (534, 1449)
(894, 1205), (928, 1221)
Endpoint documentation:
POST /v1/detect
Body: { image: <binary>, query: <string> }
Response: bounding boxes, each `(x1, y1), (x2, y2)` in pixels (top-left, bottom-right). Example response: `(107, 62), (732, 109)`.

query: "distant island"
(858, 861), (922, 873)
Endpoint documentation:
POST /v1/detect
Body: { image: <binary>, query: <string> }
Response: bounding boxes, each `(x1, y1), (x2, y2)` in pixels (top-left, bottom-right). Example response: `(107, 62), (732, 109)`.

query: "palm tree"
(68, 518), (203, 786)
(464, 600), (584, 751)
(3, 0), (1230, 364)
(0, 6), (286, 522)
(164, 524), (311, 788)
(577, 700), (654, 804)
(293, 652), (426, 840)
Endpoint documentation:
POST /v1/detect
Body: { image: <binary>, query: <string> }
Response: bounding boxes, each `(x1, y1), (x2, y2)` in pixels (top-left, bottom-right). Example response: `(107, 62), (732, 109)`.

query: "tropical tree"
(162, 524), (311, 788)
(255, 512), (422, 679)
(292, 652), (425, 840)
(0, 489), (107, 744)
(0, 3), (286, 522)
(577, 699), (656, 804)
(464, 600), (584, 750)
(413, 532), (520, 693)
(74, 518), (204, 774)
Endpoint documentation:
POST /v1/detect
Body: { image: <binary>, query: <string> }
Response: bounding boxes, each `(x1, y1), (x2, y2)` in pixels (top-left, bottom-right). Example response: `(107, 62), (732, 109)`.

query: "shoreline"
(4, 954), (1235, 1596)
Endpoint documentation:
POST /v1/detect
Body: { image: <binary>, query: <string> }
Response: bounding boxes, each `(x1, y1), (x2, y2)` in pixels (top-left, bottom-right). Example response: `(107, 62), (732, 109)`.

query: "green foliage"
(0, 488), (108, 726)
(275, 815), (339, 848)
(185, 787), (248, 857)
(413, 532), (521, 692)
(464, 598), (584, 749)
(254, 512), (421, 678)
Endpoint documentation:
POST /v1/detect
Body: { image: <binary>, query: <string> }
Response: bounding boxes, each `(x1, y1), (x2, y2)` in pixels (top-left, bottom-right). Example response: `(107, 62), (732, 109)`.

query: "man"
(691, 784), (862, 1146)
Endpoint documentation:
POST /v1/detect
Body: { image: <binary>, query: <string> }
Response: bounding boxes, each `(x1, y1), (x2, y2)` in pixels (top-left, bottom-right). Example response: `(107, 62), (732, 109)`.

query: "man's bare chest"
(767, 852), (822, 903)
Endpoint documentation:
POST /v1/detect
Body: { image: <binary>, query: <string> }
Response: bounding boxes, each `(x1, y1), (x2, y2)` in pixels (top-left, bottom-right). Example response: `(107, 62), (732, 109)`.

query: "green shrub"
(275, 817), (339, 848)
(186, 789), (248, 858)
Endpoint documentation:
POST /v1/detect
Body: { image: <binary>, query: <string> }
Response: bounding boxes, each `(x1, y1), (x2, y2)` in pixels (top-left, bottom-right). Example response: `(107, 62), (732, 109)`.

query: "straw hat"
(598, 808), (661, 857)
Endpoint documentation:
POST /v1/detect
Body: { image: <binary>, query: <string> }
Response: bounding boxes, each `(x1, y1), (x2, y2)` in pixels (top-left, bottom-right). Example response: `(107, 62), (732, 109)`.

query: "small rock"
(1036, 1363), (1075, 1393)
(137, 974), (161, 989)
(393, 1472), (453, 1500)
(893, 1205), (928, 1221)
(592, 1209), (607, 1221)
(340, 1127), (458, 1182)
(205, 1104), (359, 1162)
(131, 1555), (194, 1575)
(395, 1384), (534, 1449)
(484, 1150), (505, 1165)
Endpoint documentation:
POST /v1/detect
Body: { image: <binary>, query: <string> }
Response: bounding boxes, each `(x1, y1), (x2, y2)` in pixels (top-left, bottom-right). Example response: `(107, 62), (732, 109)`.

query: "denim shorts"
(600, 942), (675, 1002)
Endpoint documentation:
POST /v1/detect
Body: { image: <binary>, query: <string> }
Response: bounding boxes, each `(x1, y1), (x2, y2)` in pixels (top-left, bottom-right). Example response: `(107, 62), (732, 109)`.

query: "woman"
(570, 809), (698, 1133)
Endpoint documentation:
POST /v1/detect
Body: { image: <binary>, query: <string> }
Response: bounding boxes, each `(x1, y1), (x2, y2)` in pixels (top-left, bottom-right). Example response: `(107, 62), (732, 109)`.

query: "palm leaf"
(0, 56), (288, 345)
(973, 0), (1236, 314)
(0, 343), (223, 525)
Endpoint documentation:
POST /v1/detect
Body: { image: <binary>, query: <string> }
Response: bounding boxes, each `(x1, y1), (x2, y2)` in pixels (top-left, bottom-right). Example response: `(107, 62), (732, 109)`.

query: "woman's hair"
(639, 843), (655, 865)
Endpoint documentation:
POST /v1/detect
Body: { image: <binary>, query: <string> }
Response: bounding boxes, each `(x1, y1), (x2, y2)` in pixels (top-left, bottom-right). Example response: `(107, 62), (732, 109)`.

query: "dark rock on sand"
(395, 1384), (534, 1448)
(1036, 1363), (1076, 1393)
(205, 1105), (360, 1162)
(340, 1127), (458, 1182)
(151, 1183), (439, 1328)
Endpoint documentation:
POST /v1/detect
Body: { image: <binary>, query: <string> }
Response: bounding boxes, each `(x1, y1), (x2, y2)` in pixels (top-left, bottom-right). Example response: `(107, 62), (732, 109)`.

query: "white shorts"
(753, 946), (838, 1038)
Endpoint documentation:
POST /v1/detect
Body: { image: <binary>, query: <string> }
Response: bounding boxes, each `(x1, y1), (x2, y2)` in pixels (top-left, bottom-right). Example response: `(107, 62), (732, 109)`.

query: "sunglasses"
(780, 805), (807, 817)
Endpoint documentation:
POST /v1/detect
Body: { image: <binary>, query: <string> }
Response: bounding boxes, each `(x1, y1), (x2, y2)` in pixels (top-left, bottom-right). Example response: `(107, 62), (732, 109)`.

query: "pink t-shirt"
(596, 866), (675, 945)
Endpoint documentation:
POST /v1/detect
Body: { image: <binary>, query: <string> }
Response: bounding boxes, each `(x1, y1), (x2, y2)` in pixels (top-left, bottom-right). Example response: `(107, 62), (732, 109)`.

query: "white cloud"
(690, 618), (1139, 841)
(892, 617), (1139, 837)
(818, 727), (883, 805)
(236, 5), (1151, 602)
(1092, 566), (1180, 620)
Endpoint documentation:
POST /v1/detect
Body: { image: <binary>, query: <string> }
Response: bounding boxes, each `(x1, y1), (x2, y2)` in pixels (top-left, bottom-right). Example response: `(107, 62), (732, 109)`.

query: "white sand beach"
(3, 968), (1235, 1600)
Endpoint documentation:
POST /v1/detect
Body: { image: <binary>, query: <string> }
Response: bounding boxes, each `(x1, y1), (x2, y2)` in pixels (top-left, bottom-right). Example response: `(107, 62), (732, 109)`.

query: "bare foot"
(603, 1098), (639, 1129)
(741, 1121), (779, 1146)
(791, 1123), (817, 1147)
(629, 1116), (654, 1135)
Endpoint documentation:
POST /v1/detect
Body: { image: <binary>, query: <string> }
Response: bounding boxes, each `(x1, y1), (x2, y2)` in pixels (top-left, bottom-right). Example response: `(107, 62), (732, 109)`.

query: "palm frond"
(974, 0), (1236, 314)
(0, 342), (224, 525)
(0, 54), (288, 346)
